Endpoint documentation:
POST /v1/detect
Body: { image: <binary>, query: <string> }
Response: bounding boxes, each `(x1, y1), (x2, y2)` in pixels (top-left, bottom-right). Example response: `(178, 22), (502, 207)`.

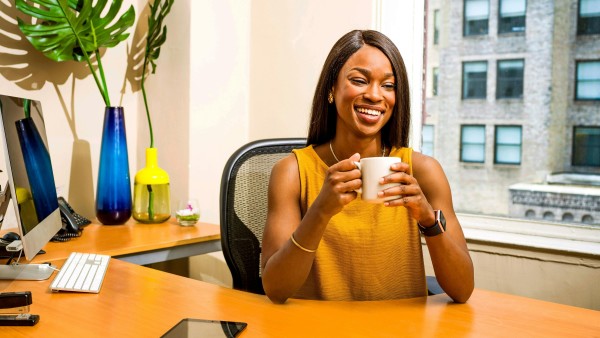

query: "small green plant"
(141, 0), (174, 148)
(16, 0), (135, 107)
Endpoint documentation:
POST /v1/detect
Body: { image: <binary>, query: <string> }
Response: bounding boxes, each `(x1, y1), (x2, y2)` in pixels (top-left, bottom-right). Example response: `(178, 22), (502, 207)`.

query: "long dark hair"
(307, 30), (411, 149)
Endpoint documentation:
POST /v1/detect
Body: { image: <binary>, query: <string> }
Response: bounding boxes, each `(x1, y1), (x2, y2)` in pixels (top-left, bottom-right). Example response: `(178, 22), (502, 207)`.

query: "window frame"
(498, 0), (527, 34)
(494, 125), (522, 165)
(572, 126), (600, 167)
(464, 0), (490, 36)
(577, 0), (600, 35)
(460, 124), (486, 163)
(433, 67), (439, 96)
(422, 124), (435, 157)
(462, 61), (488, 99)
(496, 59), (525, 99)
(433, 9), (440, 44)
(575, 60), (600, 101)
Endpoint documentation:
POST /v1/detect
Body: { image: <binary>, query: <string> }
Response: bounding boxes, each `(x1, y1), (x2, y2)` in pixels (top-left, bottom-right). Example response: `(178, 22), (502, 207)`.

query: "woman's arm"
(380, 152), (474, 303)
(261, 153), (362, 303)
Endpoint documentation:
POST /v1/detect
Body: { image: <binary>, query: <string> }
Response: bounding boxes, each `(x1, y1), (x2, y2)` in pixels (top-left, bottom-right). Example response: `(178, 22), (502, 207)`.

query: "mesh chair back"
(220, 138), (306, 294)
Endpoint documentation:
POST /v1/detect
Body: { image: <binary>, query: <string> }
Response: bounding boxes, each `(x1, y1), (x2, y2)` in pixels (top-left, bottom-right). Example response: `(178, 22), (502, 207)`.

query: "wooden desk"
(3, 219), (221, 265)
(0, 259), (598, 337)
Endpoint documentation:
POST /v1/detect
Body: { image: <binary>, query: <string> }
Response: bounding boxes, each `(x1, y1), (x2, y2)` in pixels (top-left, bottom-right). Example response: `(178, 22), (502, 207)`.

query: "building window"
(573, 126), (600, 167)
(562, 213), (574, 222)
(575, 61), (600, 100)
(578, 0), (600, 35)
(432, 67), (439, 96)
(464, 0), (489, 36)
(460, 125), (486, 163)
(433, 9), (440, 44)
(422, 125), (434, 156)
(463, 61), (487, 99)
(497, 59), (524, 99)
(498, 0), (526, 33)
(543, 211), (555, 221)
(495, 126), (522, 164)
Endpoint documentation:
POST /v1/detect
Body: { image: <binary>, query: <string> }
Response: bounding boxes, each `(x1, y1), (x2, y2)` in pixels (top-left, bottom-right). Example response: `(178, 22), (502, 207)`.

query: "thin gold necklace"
(329, 141), (386, 163)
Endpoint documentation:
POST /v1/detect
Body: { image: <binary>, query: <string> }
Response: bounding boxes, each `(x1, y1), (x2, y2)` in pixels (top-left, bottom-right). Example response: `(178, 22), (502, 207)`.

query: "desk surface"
(20, 219), (221, 265)
(0, 259), (598, 338)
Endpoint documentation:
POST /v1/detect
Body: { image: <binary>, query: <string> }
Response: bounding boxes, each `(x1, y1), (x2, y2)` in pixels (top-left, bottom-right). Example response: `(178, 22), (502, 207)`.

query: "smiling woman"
(260, 30), (474, 304)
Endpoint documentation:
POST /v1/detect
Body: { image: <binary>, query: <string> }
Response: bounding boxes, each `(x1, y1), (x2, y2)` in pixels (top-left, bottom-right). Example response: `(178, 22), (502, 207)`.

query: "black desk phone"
(52, 197), (91, 242)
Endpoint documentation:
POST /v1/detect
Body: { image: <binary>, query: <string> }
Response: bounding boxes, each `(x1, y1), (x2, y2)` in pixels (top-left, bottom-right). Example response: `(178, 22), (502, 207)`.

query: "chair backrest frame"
(220, 138), (306, 294)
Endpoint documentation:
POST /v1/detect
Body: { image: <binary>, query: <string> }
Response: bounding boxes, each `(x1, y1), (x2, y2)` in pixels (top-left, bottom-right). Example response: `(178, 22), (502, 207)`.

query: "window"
(422, 125), (434, 156)
(463, 61), (487, 99)
(575, 61), (600, 100)
(498, 0), (526, 33)
(433, 67), (439, 96)
(420, 0), (600, 237)
(573, 126), (600, 166)
(497, 59), (524, 99)
(464, 0), (489, 36)
(433, 9), (440, 44)
(578, 0), (600, 35)
(461, 125), (486, 163)
(495, 126), (522, 164)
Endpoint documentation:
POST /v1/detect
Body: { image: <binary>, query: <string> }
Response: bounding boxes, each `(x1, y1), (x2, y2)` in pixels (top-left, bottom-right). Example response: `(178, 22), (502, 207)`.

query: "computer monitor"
(0, 94), (62, 280)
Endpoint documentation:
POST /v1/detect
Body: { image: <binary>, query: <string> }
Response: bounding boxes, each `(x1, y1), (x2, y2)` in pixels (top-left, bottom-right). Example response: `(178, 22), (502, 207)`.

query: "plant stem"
(91, 22), (110, 107)
(55, 2), (110, 106)
(141, 62), (154, 148)
(146, 184), (154, 220)
(23, 99), (30, 118)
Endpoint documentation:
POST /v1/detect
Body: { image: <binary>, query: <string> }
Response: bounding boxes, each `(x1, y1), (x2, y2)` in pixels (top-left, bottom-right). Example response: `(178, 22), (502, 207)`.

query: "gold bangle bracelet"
(290, 233), (317, 253)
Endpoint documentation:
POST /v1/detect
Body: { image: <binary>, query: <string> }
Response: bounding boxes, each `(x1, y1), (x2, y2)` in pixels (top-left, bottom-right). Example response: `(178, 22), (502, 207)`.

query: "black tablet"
(161, 318), (247, 338)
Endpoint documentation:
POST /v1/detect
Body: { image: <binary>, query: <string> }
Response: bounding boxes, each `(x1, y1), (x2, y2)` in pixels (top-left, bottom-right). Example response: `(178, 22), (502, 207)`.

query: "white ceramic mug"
(353, 157), (402, 203)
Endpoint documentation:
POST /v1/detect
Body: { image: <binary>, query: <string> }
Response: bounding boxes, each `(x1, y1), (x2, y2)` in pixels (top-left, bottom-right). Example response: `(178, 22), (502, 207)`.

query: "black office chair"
(220, 138), (307, 294)
(220, 138), (443, 296)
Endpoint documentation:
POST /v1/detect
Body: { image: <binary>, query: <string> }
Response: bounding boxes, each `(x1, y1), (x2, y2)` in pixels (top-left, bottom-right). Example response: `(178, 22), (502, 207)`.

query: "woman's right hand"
(311, 153), (362, 218)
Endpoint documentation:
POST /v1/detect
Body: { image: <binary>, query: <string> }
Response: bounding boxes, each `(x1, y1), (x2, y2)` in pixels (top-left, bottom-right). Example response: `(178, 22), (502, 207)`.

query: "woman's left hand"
(378, 162), (435, 225)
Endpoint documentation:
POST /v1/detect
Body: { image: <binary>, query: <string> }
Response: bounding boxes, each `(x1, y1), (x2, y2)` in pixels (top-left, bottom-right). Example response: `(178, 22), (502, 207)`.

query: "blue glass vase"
(96, 107), (132, 225)
(15, 117), (58, 223)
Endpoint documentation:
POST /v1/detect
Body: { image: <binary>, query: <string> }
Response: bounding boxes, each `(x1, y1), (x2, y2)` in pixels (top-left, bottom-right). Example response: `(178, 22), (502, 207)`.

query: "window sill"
(457, 213), (600, 258)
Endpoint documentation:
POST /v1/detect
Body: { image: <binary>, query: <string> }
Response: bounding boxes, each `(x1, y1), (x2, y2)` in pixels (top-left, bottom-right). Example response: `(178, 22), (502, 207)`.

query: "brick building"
(424, 0), (600, 224)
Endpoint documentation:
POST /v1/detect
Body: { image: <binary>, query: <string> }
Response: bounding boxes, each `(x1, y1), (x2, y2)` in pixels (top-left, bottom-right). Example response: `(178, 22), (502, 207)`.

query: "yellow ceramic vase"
(132, 148), (171, 223)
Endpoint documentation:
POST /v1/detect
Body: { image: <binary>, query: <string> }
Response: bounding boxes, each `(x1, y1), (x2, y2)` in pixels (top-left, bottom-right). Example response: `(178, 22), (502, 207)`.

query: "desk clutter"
(0, 291), (39, 326)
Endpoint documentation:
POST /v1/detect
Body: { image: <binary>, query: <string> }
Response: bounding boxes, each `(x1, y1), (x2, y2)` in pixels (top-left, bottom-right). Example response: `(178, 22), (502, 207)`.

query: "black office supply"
(52, 197), (90, 242)
(0, 291), (32, 312)
(0, 314), (39, 326)
(161, 319), (247, 338)
(1, 232), (20, 242)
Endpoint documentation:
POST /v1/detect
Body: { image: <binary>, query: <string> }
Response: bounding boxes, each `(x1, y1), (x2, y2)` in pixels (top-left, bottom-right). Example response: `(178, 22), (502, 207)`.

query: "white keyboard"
(50, 252), (110, 293)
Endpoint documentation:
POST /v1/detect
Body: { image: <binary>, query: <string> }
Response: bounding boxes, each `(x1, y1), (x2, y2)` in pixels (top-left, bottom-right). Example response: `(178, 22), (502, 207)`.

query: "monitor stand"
(0, 263), (55, 280)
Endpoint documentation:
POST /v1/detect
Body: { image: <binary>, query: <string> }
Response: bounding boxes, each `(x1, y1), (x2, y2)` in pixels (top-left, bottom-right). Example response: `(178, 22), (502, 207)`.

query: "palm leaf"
(16, 0), (135, 105)
(141, 0), (174, 148)
(144, 0), (174, 74)
(16, 0), (134, 62)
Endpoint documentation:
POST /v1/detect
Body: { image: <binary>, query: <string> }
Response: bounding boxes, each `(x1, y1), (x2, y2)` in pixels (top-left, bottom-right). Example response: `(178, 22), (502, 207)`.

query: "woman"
(261, 30), (474, 304)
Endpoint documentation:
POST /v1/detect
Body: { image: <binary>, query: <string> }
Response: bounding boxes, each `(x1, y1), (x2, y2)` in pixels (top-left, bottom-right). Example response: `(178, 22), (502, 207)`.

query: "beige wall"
(423, 242), (600, 310)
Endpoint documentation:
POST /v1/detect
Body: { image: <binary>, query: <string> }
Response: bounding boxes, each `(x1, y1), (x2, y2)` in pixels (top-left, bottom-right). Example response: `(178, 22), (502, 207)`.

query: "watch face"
(438, 210), (446, 230)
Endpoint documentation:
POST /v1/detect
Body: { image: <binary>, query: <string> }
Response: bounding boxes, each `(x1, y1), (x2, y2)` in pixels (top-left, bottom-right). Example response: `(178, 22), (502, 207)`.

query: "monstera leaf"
(16, 0), (135, 106)
(145, 0), (174, 76)
(141, 0), (174, 148)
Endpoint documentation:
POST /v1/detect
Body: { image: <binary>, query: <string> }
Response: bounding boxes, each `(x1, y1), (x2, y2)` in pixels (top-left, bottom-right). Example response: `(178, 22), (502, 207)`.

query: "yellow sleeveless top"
(292, 145), (426, 301)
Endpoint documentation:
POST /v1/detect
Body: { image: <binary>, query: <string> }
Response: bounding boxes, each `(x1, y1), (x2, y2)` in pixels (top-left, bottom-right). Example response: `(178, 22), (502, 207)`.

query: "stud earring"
(328, 92), (334, 104)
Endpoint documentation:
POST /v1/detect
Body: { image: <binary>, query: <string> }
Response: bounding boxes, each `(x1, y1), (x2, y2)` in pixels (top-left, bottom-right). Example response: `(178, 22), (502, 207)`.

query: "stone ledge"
(457, 213), (600, 258)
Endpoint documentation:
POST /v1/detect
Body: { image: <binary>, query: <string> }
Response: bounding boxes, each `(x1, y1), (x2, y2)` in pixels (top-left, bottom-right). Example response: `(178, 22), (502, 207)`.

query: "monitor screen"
(0, 95), (62, 262)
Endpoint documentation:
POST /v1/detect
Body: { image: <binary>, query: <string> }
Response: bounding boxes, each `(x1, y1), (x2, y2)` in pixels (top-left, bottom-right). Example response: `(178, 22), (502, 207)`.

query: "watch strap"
(418, 210), (446, 237)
